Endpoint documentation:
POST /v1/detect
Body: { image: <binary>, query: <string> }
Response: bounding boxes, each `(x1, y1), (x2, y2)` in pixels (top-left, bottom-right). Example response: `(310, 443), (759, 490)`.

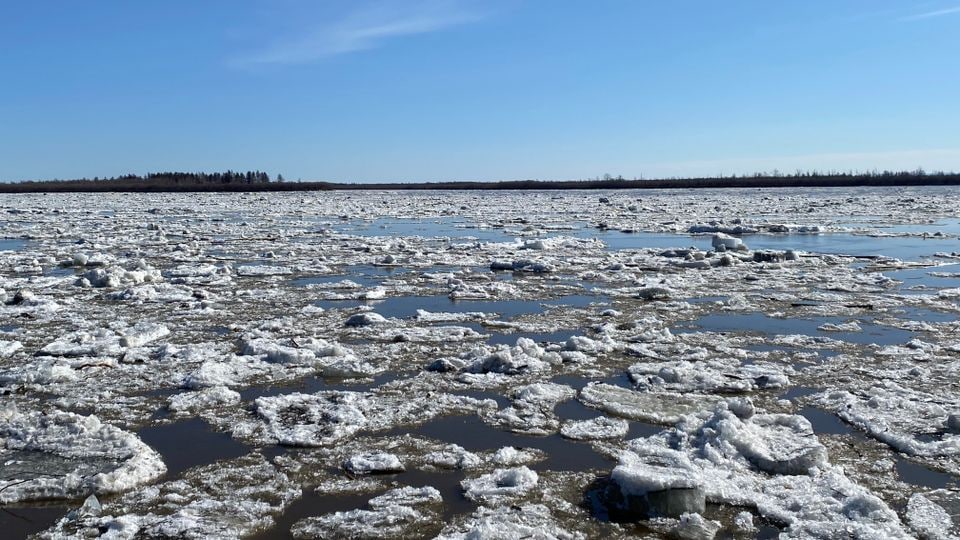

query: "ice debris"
(291, 486), (443, 539)
(461, 466), (539, 502)
(41, 453), (299, 539)
(0, 405), (165, 503)
(344, 452), (405, 474)
(436, 504), (582, 540)
(605, 403), (912, 537)
(814, 384), (960, 460)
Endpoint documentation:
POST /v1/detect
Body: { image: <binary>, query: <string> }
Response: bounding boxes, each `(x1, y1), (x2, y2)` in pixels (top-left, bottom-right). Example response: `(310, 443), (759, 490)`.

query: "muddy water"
(800, 406), (959, 490)
(0, 503), (72, 539)
(238, 372), (396, 402)
(250, 488), (387, 540)
(253, 467), (475, 540)
(895, 459), (958, 490)
(386, 415), (614, 473)
(251, 410), (617, 539)
(137, 418), (251, 479)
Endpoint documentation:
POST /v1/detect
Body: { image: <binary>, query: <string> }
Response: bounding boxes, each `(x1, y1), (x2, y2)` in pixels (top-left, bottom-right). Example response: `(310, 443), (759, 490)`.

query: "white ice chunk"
(424, 444), (483, 470)
(252, 391), (483, 447)
(119, 322), (170, 348)
(628, 359), (790, 393)
(461, 466), (539, 502)
(0, 340), (22, 357)
(343, 452), (405, 474)
(235, 264), (293, 276)
(291, 486), (441, 539)
(817, 321), (862, 332)
(711, 233), (746, 251)
(255, 392), (369, 447)
(42, 454), (299, 539)
(79, 263), (162, 288)
(491, 446), (543, 466)
(579, 382), (720, 424)
(39, 329), (124, 358)
(481, 382), (575, 435)
(607, 404), (910, 536)
(560, 416), (629, 440)
(906, 493), (954, 540)
(436, 504), (581, 540)
(464, 338), (559, 375)
(168, 386), (241, 413)
(673, 513), (721, 540)
(345, 312), (388, 327)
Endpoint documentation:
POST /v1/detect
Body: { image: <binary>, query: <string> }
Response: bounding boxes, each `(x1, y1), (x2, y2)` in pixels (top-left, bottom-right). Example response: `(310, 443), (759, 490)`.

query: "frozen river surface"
(1, 187), (959, 539)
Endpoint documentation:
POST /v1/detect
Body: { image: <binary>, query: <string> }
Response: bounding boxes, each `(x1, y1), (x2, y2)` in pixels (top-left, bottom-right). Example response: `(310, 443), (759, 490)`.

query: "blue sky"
(1, 1), (959, 182)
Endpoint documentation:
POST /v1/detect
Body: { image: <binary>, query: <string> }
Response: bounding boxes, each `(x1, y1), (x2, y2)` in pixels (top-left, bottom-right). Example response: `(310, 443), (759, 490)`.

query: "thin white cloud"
(233, 1), (485, 67)
(900, 5), (960, 21)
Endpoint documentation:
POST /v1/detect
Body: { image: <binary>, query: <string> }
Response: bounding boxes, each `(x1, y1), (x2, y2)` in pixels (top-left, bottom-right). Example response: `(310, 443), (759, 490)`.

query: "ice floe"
(41, 453), (299, 539)
(0, 405), (165, 503)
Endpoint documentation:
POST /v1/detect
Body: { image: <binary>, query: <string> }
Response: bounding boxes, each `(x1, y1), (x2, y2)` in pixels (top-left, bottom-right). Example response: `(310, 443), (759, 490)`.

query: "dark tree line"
(1, 168), (959, 193)
(0, 171), (279, 193)
(317, 168), (960, 190)
(136, 170), (273, 185)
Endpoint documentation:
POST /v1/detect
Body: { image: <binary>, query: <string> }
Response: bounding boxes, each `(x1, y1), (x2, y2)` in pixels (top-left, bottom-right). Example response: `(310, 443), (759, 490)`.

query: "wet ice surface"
(2, 187), (960, 539)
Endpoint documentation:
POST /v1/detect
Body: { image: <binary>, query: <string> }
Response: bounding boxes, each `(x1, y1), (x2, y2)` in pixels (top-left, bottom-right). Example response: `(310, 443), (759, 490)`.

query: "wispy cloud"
(233, 0), (486, 67)
(900, 5), (960, 21)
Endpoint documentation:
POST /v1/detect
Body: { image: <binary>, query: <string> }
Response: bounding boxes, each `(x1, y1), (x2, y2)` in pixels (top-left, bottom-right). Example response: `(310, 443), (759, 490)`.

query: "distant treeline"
(328, 169), (960, 191)
(2, 169), (960, 193)
(0, 171), (276, 193)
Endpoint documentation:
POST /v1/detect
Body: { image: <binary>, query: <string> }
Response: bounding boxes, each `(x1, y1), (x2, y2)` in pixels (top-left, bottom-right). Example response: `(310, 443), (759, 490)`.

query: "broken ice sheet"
(605, 403), (915, 537)
(813, 384), (960, 474)
(627, 358), (791, 393)
(0, 405), (165, 504)
(40, 453), (299, 539)
(233, 390), (491, 447)
(436, 503), (583, 540)
(290, 486), (443, 539)
(479, 382), (575, 435)
(578, 382), (721, 425)
(461, 466), (539, 503)
(3, 188), (960, 537)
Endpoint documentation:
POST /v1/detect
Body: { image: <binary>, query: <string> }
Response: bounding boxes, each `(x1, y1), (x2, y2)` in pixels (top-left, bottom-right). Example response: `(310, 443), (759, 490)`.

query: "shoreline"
(2, 174), (959, 193)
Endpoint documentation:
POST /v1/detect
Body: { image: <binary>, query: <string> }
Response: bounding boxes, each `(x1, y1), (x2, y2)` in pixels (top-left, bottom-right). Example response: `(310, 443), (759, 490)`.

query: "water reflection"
(316, 294), (603, 320)
(0, 239), (26, 251)
(385, 415), (614, 472)
(137, 418), (250, 479)
(885, 264), (960, 294)
(679, 312), (914, 346)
